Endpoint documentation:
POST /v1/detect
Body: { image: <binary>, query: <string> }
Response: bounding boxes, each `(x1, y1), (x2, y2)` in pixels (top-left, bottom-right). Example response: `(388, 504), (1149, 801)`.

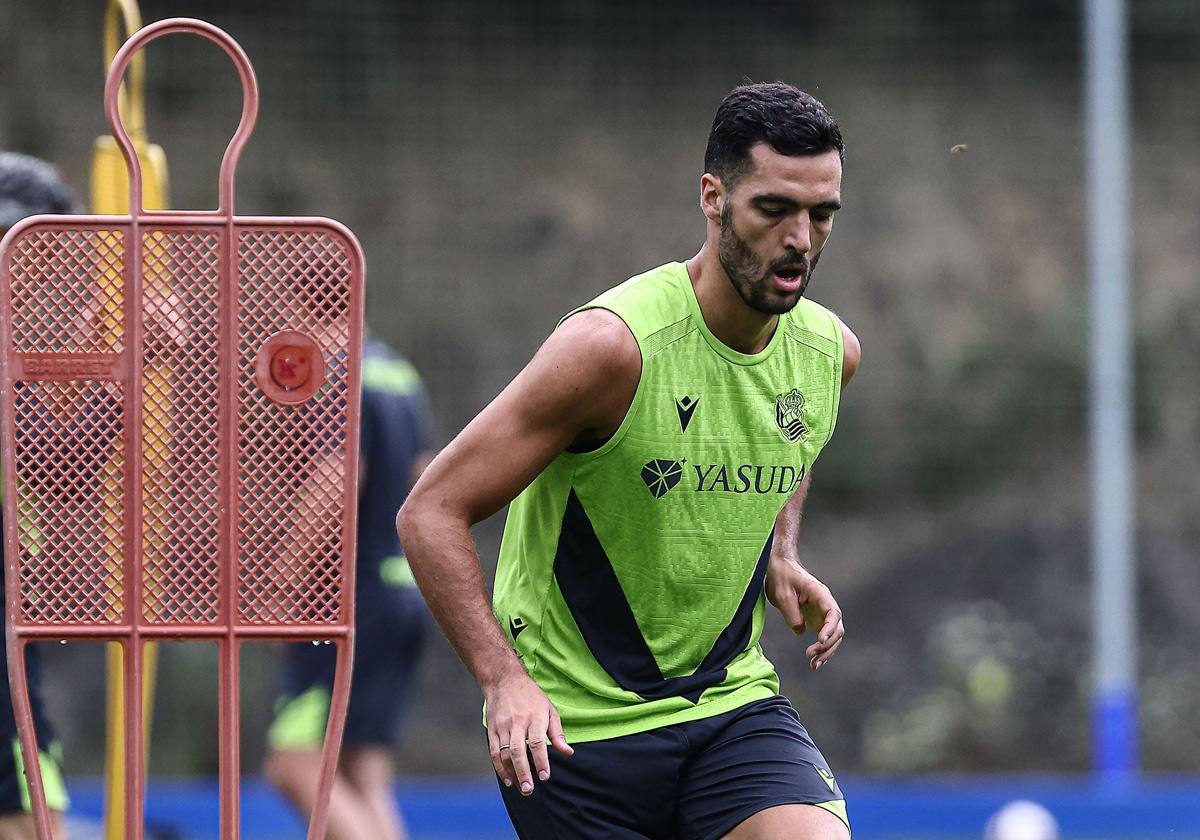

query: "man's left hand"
(765, 555), (845, 670)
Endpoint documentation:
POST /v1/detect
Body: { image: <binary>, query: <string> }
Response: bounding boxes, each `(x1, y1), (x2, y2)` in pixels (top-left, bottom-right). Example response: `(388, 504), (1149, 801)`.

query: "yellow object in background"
(91, 137), (169, 216)
(92, 0), (170, 217)
(93, 3), (169, 839)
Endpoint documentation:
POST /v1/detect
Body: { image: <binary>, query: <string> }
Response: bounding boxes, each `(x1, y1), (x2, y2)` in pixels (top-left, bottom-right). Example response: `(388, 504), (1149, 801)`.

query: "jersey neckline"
(671, 262), (788, 366)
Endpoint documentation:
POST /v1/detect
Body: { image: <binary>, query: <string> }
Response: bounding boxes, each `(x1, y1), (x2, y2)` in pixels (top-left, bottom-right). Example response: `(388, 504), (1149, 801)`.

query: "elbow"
(396, 490), (441, 560)
(395, 495), (421, 552)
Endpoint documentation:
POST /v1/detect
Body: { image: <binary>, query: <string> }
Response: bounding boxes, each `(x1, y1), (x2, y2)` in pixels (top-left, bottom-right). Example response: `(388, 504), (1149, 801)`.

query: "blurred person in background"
(0, 150), (79, 840)
(265, 332), (434, 840)
(399, 82), (858, 839)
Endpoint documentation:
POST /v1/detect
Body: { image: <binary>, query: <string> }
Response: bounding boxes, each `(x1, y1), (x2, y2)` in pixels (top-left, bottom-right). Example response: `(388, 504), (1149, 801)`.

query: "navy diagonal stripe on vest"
(553, 489), (772, 704)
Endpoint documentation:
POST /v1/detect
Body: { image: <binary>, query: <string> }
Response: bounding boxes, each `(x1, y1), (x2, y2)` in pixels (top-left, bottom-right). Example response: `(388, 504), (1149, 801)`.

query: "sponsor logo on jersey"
(509, 615), (528, 639)
(641, 459), (684, 498)
(640, 458), (804, 497)
(674, 395), (700, 432)
(693, 462), (805, 494)
(775, 388), (809, 443)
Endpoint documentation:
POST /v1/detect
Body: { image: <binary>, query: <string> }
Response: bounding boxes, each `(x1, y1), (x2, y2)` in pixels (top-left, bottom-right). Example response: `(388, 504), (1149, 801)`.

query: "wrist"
(768, 551), (803, 572)
(476, 650), (528, 694)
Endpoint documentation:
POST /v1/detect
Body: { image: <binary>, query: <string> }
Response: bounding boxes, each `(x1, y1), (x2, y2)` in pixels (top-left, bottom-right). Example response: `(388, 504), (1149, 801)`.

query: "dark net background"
(1, 0), (1198, 779)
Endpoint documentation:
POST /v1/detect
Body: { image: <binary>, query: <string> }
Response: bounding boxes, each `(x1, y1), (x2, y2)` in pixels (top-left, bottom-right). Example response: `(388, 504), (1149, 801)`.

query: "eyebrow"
(752, 193), (842, 212)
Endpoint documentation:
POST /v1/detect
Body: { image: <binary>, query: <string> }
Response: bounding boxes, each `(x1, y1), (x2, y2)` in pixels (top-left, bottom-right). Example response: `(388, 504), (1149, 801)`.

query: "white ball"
(984, 800), (1060, 840)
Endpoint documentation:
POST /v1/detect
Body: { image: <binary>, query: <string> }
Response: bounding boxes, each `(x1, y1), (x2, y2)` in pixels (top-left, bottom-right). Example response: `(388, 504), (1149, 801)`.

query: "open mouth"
(771, 263), (808, 289)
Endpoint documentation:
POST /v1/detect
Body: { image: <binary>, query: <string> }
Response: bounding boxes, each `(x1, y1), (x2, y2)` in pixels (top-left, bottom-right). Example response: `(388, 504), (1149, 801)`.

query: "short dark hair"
(704, 82), (844, 187)
(0, 152), (80, 231)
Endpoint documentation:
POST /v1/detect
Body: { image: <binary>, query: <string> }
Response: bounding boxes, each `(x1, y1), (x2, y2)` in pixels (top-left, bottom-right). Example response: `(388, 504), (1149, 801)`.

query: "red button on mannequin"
(271, 345), (312, 390)
(256, 330), (325, 404)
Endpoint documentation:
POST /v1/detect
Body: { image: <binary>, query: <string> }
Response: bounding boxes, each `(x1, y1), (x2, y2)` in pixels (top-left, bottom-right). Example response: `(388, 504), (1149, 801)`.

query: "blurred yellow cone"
(92, 3), (170, 839)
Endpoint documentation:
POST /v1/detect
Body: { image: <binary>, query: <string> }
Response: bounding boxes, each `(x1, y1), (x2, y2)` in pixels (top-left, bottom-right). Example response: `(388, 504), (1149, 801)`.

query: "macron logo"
(675, 395), (700, 433)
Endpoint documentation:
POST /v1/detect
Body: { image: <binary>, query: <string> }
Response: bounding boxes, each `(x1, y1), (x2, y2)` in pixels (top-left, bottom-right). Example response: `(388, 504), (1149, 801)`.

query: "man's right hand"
(485, 667), (574, 796)
(396, 310), (634, 797)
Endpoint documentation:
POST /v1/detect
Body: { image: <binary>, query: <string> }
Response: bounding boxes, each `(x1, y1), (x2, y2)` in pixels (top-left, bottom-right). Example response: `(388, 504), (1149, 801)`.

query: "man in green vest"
(0, 151), (80, 840)
(399, 82), (860, 839)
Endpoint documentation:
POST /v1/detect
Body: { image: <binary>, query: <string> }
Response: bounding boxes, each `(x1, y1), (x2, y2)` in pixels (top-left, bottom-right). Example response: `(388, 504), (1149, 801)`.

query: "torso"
(494, 262), (845, 742)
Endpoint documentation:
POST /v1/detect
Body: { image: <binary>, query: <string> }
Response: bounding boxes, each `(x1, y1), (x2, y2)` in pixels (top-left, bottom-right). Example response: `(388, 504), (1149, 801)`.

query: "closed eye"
(812, 200), (841, 223)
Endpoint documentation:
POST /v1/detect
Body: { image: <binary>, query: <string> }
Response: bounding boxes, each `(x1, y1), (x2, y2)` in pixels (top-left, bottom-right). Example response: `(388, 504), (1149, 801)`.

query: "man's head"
(0, 152), (80, 237)
(701, 83), (844, 314)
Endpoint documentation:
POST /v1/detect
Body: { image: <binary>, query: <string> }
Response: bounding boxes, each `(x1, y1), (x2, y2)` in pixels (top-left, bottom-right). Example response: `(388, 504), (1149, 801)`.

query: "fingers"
(487, 687), (572, 796)
(505, 726), (537, 795)
(817, 608), (842, 646)
(488, 728), (514, 788)
(499, 714), (552, 795)
(529, 732), (552, 785)
(549, 707), (574, 757)
(808, 632), (844, 669)
(782, 597), (807, 635)
(806, 610), (845, 669)
(769, 584), (807, 635)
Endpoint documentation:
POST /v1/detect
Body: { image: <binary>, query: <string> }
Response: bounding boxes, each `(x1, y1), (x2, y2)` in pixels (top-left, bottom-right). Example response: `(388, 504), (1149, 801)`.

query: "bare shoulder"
(548, 307), (640, 371)
(531, 307), (641, 441)
(402, 308), (642, 524)
(835, 314), (860, 390)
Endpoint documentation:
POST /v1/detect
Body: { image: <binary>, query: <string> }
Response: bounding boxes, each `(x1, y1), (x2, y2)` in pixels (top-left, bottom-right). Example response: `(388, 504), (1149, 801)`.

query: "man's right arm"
(396, 308), (639, 795)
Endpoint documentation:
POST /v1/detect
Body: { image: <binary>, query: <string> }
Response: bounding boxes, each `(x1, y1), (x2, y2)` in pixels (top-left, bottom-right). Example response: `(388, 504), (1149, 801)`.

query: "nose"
(782, 214), (811, 255)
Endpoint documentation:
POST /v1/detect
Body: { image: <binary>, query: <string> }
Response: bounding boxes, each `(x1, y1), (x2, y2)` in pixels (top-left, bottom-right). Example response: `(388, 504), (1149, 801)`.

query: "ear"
(700, 173), (724, 223)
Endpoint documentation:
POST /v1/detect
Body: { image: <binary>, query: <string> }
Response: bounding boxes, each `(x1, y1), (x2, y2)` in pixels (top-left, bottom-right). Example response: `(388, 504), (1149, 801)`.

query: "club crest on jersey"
(774, 389), (809, 443)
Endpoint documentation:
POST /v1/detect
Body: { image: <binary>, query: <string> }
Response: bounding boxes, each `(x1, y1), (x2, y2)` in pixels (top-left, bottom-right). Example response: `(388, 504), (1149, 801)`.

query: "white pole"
(1085, 0), (1137, 781)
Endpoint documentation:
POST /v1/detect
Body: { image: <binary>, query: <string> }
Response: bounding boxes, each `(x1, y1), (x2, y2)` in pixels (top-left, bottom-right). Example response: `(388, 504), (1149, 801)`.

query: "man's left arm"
(766, 315), (860, 670)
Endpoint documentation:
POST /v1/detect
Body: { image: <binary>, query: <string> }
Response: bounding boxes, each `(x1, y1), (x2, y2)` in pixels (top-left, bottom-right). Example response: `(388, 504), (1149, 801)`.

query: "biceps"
(410, 310), (636, 525)
(412, 390), (580, 525)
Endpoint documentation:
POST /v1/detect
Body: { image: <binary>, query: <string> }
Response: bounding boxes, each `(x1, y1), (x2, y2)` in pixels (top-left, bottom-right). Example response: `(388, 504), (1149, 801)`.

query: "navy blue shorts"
(268, 587), (428, 749)
(498, 695), (848, 840)
(0, 637), (68, 813)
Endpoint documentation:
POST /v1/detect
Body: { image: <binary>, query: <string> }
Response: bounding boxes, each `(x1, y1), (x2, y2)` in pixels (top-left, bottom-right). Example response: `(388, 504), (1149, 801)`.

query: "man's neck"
(685, 248), (778, 355)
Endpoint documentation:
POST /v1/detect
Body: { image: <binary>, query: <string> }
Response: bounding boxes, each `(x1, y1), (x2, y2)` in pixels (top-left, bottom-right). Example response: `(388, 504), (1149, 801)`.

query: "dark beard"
(718, 204), (812, 315)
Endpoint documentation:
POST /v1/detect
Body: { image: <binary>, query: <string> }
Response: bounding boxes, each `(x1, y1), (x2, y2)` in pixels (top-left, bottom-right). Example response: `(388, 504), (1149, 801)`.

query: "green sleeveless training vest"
(494, 261), (844, 742)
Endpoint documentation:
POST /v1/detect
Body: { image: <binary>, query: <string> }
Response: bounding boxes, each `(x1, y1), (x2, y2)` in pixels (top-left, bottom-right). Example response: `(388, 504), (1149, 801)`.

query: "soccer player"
(265, 334), (433, 840)
(398, 82), (858, 839)
(0, 151), (80, 840)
